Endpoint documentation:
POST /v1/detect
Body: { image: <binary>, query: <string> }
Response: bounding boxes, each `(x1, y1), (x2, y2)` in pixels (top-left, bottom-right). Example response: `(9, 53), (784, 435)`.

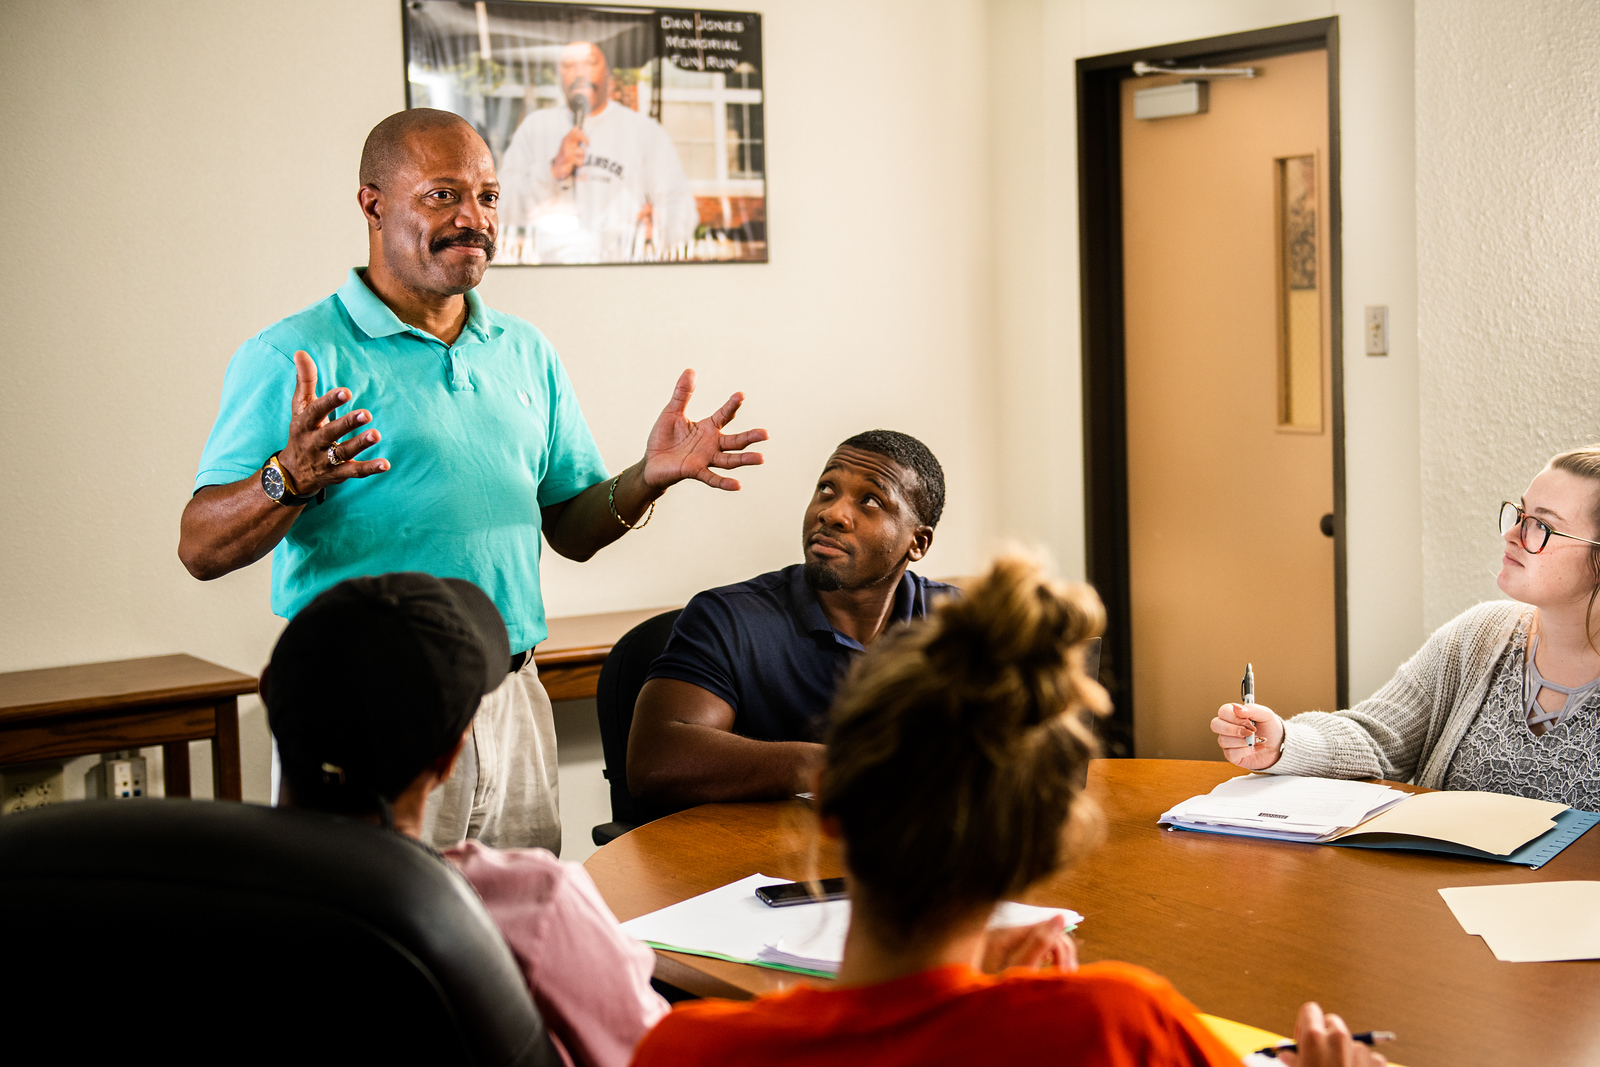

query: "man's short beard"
(803, 559), (844, 592)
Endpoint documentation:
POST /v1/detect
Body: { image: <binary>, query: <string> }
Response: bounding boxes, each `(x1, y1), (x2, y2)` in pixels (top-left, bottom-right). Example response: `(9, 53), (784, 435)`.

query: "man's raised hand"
(280, 350), (390, 493)
(641, 369), (768, 492)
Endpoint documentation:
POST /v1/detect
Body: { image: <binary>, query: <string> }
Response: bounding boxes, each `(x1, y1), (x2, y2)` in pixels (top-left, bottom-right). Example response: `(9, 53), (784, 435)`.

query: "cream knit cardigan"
(1272, 600), (1529, 788)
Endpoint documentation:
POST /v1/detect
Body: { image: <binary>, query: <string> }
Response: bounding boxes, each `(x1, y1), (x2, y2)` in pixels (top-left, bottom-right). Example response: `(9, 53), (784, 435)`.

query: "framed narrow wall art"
(403, 1), (766, 266)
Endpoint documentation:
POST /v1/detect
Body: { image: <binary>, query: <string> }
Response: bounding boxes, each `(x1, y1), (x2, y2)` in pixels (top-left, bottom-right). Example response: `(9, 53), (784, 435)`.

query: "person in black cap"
(264, 572), (667, 1067)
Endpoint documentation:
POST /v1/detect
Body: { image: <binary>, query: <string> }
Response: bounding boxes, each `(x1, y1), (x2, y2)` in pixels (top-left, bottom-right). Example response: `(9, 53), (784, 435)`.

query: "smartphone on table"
(755, 877), (848, 907)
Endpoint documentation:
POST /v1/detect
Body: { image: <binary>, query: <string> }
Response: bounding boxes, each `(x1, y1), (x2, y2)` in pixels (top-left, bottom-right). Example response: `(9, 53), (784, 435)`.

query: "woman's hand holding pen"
(1274, 1002), (1388, 1067)
(1212, 702), (1286, 770)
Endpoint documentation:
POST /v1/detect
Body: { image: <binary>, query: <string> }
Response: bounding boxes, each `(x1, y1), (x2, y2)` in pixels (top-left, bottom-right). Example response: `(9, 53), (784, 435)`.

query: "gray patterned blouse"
(1443, 620), (1600, 810)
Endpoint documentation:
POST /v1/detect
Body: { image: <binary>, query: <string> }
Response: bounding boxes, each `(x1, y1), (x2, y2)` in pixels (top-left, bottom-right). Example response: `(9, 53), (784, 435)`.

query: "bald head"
(360, 108), (483, 189)
(355, 107), (499, 299)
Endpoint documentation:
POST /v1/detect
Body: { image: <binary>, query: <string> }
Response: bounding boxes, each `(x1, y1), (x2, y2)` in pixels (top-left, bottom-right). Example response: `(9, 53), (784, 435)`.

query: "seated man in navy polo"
(627, 430), (954, 809)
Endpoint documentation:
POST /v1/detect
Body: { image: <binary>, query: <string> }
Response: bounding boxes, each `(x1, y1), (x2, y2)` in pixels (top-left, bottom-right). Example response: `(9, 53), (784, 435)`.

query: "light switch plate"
(1364, 306), (1389, 355)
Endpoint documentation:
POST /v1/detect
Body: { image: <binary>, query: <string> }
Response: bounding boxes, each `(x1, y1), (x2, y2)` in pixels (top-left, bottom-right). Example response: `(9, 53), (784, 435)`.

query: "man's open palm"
(642, 369), (767, 492)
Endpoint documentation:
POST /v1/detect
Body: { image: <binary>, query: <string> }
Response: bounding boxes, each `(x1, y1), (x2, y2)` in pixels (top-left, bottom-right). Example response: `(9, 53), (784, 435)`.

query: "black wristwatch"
(261, 452), (322, 507)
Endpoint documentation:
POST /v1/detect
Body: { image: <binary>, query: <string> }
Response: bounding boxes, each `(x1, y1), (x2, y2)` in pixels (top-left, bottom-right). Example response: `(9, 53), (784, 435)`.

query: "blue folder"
(1326, 806), (1600, 869)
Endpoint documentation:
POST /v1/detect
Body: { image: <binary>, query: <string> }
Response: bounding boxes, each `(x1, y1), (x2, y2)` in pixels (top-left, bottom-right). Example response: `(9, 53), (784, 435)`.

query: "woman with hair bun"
(632, 555), (1379, 1067)
(1213, 445), (1600, 808)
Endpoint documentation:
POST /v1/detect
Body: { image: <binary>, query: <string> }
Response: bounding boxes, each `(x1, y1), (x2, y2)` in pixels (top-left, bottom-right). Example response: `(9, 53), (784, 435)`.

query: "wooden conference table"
(587, 759), (1600, 1067)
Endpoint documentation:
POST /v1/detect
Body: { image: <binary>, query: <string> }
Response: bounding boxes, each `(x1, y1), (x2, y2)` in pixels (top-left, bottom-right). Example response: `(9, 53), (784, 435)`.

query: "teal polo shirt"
(195, 268), (610, 651)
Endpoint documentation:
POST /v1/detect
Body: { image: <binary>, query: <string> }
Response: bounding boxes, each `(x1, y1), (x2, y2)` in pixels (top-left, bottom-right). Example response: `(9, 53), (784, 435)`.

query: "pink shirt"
(445, 841), (669, 1067)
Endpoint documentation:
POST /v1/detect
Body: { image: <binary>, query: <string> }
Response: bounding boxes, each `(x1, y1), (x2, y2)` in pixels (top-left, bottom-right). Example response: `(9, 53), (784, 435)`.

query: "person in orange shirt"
(631, 555), (1383, 1067)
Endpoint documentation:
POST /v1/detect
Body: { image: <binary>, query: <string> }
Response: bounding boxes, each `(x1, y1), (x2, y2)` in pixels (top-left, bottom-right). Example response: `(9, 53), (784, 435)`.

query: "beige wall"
(3, 0), (1589, 796)
(1415, 0), (1600, 631)
(0, 0), (1000, 803)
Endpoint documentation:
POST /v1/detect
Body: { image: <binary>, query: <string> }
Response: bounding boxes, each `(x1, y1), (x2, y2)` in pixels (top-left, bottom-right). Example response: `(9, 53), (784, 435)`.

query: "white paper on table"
(760, 898), (1086, 972)
(1438, 881), (1600, 962)
(989, 901), (1084, 932)
(620, 872), (1084, 975)
(758, 905), (853, 972)
(619, 873), (849, 967)
(1159, 775), (1405, 837)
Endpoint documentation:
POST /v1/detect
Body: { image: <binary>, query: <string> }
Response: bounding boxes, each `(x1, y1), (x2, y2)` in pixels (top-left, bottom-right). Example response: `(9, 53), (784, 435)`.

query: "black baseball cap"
(263, 572), (510, 805)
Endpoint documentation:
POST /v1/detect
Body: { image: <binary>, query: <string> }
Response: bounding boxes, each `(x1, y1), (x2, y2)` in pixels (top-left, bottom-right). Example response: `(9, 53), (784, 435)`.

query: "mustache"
(430, 230), (497, 259)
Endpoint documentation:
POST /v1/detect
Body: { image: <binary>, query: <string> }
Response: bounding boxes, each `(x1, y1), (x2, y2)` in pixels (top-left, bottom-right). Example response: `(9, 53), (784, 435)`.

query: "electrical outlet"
(1364, 305), (1389, 355)
(1, 764), (66, 815)
(85, 751), (148, 799)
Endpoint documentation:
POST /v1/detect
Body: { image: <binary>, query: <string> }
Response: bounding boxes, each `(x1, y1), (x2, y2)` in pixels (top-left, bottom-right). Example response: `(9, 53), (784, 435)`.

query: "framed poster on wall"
(403, 1), (765, 266)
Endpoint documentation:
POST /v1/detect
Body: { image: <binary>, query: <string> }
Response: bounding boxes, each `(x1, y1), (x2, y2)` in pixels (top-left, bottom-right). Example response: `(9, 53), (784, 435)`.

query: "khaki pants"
(421, 657), (561, 854)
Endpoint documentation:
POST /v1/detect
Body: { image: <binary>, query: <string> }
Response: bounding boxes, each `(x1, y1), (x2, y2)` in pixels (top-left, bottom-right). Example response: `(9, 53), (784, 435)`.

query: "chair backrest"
(0, 800), (559, 1064)
(595, 608), (683, 826)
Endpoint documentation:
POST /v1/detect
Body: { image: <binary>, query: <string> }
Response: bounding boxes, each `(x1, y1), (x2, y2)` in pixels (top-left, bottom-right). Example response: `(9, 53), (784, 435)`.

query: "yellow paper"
(1197, 1012), (1287, 1055)
(1330, 790), (1565, 856)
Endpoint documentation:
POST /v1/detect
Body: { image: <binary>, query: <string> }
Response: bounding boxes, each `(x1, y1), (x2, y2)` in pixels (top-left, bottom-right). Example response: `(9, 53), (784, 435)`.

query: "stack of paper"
(620, 874), (846, 976)
(1439, 881), (1600, 962)
(620, 873), (1082, 977)
(1159, 775), (1408, 842)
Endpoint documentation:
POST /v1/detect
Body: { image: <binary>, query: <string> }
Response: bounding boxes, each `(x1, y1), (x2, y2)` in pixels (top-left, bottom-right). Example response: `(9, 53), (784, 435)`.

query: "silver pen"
(1241, 663), (1257, 747)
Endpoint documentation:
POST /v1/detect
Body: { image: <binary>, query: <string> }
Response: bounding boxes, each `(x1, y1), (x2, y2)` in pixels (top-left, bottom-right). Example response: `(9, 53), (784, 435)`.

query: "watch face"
(262, 463), (286, 500)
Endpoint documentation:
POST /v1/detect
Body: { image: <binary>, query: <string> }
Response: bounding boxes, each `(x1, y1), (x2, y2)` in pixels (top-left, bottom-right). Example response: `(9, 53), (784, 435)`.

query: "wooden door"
(1121, 49), (1335, 759)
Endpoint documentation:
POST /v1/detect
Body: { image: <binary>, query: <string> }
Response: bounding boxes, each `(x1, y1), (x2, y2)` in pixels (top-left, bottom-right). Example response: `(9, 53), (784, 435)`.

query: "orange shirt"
(630, 961), (1240, 1067)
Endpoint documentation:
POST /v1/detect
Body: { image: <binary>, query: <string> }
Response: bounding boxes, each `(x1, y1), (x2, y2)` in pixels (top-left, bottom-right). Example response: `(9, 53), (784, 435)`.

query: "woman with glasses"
(1212, 445), (1600, 809)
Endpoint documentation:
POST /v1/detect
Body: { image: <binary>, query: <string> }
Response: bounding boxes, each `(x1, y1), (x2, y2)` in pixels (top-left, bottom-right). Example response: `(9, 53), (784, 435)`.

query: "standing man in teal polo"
(179, 108), (766, 854)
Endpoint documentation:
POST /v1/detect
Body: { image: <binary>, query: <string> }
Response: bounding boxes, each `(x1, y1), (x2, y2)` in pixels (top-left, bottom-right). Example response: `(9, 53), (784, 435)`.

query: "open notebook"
(1158, 774), (1600, 868)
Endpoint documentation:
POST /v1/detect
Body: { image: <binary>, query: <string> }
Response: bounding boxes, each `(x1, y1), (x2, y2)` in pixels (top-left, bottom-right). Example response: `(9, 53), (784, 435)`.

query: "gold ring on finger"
(327, 446), (343, 466)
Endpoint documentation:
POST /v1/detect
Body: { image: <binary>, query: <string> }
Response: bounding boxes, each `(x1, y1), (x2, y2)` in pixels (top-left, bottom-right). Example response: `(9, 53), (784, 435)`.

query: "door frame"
(1076, 17), (1346, 757)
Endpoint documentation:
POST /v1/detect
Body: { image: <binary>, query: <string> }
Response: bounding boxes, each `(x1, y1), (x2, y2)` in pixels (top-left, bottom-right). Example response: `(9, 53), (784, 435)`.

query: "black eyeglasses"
(1499, 501), (1600, 554)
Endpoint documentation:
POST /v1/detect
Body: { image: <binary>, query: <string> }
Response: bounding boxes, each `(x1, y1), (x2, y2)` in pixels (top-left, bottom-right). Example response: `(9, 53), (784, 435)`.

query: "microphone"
(561, 85), (591, 187)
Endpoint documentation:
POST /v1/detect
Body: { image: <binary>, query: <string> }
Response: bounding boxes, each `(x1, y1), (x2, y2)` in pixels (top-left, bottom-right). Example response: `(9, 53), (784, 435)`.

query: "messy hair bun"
(819, 553), (1109, 945)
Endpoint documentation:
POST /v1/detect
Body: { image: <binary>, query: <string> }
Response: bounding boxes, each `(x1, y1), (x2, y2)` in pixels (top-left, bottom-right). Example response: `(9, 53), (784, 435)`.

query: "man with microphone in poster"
(498, 40), (698, 263)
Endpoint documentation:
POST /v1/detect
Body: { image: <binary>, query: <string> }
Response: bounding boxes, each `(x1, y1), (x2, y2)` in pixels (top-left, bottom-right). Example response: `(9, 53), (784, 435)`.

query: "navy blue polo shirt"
(645, 564), (956, 742)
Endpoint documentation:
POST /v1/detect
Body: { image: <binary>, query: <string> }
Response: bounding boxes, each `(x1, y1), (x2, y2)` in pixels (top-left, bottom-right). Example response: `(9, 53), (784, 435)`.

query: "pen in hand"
(1254, 1030), (1396, 1058)
(1241, 663), (1257, 747)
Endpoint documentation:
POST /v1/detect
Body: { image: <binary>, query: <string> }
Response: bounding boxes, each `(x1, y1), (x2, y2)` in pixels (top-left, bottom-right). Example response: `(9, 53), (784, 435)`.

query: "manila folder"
(1328, 790), (1566, 857)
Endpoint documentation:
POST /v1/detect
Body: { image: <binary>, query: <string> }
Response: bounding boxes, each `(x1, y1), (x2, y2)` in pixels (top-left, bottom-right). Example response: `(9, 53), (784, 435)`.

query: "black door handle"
(1319, 513), (1335, 538)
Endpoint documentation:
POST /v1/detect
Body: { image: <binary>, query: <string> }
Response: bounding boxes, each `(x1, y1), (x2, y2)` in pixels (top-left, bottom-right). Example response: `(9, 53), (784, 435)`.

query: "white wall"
(988, 0), (1425, 703)
(0, 0), (999, 809)
(1415, 0), (1600, 631)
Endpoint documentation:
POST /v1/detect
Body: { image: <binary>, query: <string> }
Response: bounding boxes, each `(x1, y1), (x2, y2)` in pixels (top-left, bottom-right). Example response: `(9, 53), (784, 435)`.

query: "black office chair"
(0, 800), (559, 1064)
(592, 608), (683, 846)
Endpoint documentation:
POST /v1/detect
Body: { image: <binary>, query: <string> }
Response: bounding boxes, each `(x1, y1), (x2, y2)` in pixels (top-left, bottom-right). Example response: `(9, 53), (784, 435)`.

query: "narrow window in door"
(1277, 154), (1322, 431)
